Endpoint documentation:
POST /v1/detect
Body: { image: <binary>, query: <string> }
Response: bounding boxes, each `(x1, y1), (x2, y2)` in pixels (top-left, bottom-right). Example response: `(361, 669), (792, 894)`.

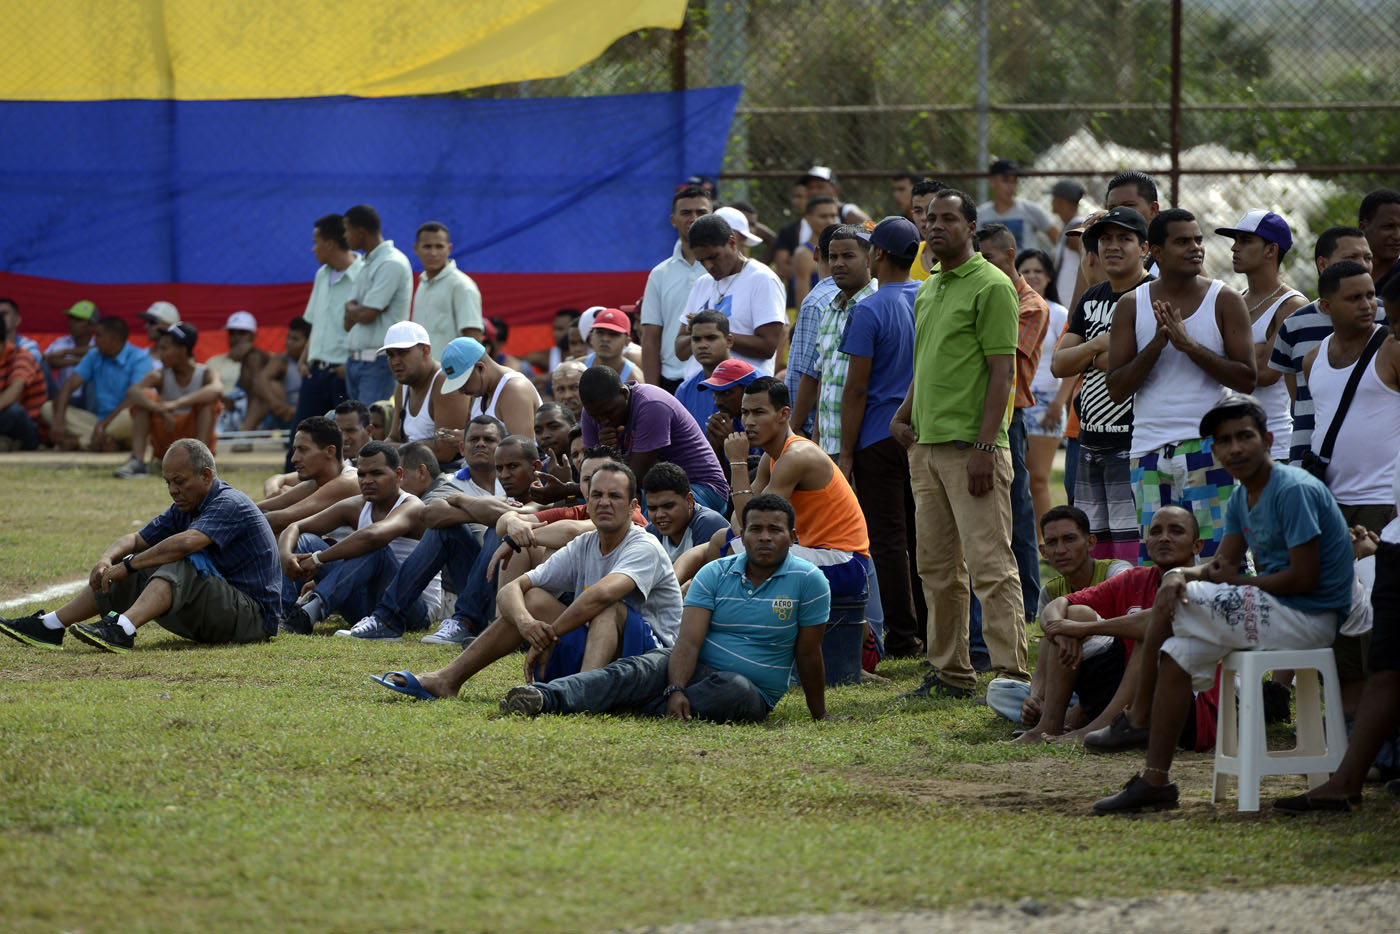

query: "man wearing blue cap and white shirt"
(439, 336), (540, 439)
(343, 204), (412, 406)
(1215, 210), (1308, 461)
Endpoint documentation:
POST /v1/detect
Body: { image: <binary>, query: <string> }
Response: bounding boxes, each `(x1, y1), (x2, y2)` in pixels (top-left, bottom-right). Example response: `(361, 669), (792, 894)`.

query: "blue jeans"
(985, 676), (1079, 724)
(0, 401), (40, 449)
(282, 534), (427, 631)
(1008, 409), (1041, 621)
(284, 365), (347, 470)
(537, 647), (770, 723)
(692, 482), (730, 518)
(373, 525), (490, 634)
(1064, 437), (1081, 506)
(345, 357), (395, 407)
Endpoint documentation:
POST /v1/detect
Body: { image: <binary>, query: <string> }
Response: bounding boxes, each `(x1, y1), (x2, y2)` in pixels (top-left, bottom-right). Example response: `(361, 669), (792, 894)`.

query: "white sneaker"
(421, 618), (475, 646)
(113, 457), (147, 479)
(333, 616), (402, 641)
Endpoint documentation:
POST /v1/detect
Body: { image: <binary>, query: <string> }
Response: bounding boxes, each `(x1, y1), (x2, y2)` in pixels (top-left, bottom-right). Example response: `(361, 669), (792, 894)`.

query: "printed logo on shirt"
(772, 598), (794, 620)
(705, 295), (735, 318)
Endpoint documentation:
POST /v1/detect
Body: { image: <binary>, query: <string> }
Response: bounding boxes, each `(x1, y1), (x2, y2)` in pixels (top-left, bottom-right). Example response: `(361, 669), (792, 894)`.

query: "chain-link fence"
(474, 0), (1399, 291)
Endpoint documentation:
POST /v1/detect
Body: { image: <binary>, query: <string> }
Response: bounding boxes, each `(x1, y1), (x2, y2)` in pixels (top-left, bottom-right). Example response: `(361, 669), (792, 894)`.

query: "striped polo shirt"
(0, 343), (47, 420)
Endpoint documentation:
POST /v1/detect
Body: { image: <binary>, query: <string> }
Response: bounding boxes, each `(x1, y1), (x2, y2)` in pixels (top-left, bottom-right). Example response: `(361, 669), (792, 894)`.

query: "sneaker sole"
(501, 687), (544, 717)
(0, 622), (63, 650)
(333, 631), (401, 641)
(69, 628), (131, 653)
(421, 633), (474, 646)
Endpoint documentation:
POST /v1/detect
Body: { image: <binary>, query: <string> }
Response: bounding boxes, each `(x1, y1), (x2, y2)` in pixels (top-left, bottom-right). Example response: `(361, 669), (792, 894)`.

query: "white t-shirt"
(1032, 301), (1069, 395)
(681, 259), (787, 378)
(977, 198), (1057, 253)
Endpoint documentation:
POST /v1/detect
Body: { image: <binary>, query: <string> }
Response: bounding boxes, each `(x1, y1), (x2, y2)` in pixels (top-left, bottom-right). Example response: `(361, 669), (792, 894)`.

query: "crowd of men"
(2, 170), (1399, 817)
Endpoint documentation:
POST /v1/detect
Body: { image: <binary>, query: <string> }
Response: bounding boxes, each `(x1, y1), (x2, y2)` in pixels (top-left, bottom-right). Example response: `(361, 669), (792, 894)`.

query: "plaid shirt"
(140, 479), (282, 633)
(815, 279), (878, 455)
(786, 276), (840, 435)
(1013, 276), (1049, 410)
(0, 343), (47, 420)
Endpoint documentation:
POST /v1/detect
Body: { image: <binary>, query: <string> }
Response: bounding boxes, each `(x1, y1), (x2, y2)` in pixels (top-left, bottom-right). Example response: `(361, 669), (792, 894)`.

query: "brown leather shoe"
(1084, 712), (1150, 753)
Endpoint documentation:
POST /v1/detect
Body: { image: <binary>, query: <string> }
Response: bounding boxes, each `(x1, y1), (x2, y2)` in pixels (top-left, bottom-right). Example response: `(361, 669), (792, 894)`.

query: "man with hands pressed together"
(1, 440), (280, 652)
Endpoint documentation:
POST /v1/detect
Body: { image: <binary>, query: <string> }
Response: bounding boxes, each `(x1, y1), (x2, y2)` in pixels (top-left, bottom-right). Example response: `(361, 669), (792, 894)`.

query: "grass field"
(2, 463), (1398, 932)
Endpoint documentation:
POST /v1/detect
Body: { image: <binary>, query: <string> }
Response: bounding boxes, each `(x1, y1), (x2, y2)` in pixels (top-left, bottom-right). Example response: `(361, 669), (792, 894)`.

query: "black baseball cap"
(988, 158), (1019, 176)
(1085, 206), (1148, 241)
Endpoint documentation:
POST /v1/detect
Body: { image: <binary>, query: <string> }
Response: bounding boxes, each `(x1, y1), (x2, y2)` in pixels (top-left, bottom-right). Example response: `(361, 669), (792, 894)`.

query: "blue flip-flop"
(369, 670), (438, 701)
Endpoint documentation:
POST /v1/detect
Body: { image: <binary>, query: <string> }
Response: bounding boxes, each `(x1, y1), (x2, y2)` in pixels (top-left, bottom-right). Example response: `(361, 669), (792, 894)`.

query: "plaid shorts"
(1075, 445), (1139, 563)
(1130, 437), (1237, 565)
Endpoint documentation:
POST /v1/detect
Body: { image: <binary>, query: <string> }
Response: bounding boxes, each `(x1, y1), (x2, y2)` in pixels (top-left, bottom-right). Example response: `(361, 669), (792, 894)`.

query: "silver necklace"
(1245, 283), (1285, 317)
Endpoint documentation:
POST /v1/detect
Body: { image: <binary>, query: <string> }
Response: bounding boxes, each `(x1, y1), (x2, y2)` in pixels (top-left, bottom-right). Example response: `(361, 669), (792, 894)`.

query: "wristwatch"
(502, 534), (522, 553)
(972, 441), (995, 452)
(122, 555), (135, 574)
(661, 684), (687, 699)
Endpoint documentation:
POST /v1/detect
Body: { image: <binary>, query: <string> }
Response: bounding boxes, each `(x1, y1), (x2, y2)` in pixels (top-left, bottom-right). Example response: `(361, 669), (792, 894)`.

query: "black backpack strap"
(1317, 326), (1388, 463)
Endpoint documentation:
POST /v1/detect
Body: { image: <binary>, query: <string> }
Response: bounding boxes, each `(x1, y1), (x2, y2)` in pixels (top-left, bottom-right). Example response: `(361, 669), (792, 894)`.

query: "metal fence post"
(975, 0), (989, 205)
(1169, 0), (1182, 206)
(709, 0), (749, 202)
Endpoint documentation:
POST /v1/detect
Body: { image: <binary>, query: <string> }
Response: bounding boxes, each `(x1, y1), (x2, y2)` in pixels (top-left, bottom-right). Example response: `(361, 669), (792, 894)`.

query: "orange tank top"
(775, 434), (869, 556)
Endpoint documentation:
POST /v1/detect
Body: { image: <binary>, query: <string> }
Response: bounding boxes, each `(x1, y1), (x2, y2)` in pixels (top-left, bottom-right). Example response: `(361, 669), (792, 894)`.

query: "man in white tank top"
(1216, 211), (1308, 462)
(115, 324), (223, 478)
(1106, 209), (1257, 563)
(381, 320), (469, 470)
(439, 336), (540, 439)
(276, 441), (439, 640)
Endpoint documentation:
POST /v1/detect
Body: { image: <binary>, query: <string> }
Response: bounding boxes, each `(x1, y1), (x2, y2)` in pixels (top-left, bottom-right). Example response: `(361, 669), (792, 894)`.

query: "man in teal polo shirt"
(43, 317), (152, 451)
(890, 188), (1030, 698)
(343, 203), (412, 406)
(498, 493), (833, 722)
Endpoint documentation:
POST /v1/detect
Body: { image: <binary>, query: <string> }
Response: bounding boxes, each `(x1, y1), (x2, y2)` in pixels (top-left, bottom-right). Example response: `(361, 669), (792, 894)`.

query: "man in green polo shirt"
(891, 188), (1030, 698)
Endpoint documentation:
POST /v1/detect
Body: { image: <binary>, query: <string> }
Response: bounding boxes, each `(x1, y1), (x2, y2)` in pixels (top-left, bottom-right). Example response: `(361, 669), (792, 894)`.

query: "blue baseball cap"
(856, 216), (921, 261)
(440, 337), (486, 393)
(1215, 210), (1293, 257)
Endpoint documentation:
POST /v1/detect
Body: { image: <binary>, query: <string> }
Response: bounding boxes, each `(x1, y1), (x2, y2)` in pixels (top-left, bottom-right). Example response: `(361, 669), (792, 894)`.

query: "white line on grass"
(0, 579), (86, 610)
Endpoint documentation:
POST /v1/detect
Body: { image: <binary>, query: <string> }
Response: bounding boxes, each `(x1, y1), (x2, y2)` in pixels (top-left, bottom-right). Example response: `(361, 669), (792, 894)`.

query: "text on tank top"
(1130, 278), (1228, 455)
(160, 364), (207, 414)
(1309, 328), (1400, 503)
(399, 368), (442, 442)
(774, 434), (869, 555)
(1249, 289), (1302, 457)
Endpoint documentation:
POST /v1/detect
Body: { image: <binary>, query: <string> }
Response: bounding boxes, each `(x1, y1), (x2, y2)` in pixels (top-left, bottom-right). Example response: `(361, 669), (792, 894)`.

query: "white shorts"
(1162, 581), (1337, 691)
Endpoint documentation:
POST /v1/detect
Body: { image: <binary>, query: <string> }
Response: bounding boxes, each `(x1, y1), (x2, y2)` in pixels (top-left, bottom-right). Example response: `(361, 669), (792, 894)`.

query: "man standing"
(410, 221), (483, 360)
(1091, 395), (1352, 814)
(0, 312), (46, 450)
(978, 222), (1049, 622)
(343, 203), (412, 405)
(382, 320), (470, 470)
(499, 493), (831, 723)
(784, 224), (841, 436)
(1048, 179), (1086, 303)
(838, 216), (924, 657)
(909, 178), (948, 282)
(891, 172), (918, 220)
(1360, 188), (1400, 296)
(977, 159), (1059, 252)
(641, 185), (711, 393)
(0, 440), (280, 652)
(790, 195), (843, 310)
(641, 462), (730, 562)
(1215, 211), (1307, 460)
(890, 189), (1030, 697)
(1052, 208), (1152, 563)
(676, 214), (786, 378)
(43, 317), (151, 452)
(1107, 209), (1257, 562)
(43, 301), (99, 406)
(116, 323), (223, 477)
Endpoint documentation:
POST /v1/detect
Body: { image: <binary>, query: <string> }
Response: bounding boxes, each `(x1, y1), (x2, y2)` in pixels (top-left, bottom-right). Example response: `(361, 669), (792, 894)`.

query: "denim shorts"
(1023, 388), (1065, 439)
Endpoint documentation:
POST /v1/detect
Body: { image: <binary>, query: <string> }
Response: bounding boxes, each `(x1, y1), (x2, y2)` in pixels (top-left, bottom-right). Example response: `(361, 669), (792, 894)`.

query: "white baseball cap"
(224, 310), (258, 332)
(140, 301), (181, 326)
(715, 205), (763, 247)
(577, 305), (607, 342)
(379, 320), (432, 353)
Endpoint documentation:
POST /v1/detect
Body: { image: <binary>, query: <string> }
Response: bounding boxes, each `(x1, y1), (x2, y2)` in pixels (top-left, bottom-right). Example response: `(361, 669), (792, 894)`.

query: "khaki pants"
(909, 442), (1029, 689)
(39, 401), (132, 449)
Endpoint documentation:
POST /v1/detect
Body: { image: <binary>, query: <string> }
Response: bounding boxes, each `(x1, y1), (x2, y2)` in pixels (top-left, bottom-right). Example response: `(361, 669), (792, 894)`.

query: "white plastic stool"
(1212, 648), (1346, 812)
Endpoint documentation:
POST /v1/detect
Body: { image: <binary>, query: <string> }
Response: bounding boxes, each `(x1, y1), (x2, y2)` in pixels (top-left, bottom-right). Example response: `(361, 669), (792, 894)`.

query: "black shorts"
(1073, 639), (1127, 722)
(1369, 541), (1400, 672)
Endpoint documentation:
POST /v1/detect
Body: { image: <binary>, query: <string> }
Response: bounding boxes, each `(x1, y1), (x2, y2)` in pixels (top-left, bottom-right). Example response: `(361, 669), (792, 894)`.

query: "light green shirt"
(814, 278), (878, 455)
(348, 239), (413, 352)
(910, 252), (1018, 447)
(412, 259), (483, 359)
(302, 258), (363, 365)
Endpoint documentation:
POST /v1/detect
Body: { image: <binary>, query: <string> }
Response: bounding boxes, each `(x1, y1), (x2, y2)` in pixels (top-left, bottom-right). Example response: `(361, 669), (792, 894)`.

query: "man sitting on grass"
(262, 400), (370, 499)
(116, 323), (223, 478)
(257, 416), (361, 535)
(0, 439), (280, 652)
(370, 461), (681, 700)
(1091, 394), (1353, 815)
(499, 493), (831, 722)
(642, 461), (730, 561)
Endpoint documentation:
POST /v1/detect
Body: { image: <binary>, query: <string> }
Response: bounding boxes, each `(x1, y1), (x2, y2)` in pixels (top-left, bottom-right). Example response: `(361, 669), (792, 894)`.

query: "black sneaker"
(1084, 712), (1151, 753)
(69, 613), (135, 653)
(1092, 774), (1179, 815)
(278, 605), (313, 636)
(898, 671), (974, 700)
(0, 612), (64, 650)
(500, 685), (546, 717)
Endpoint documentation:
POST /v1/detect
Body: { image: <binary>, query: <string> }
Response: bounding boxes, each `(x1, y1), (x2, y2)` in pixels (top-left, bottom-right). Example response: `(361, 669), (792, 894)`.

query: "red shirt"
(534, 504), (648, 527)
(1013, 276), (1049, 409)
(0, 343), (47, 420)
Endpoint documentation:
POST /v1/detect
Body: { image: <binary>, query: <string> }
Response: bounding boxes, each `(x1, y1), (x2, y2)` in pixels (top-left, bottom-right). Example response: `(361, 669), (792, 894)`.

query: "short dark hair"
(1040, 504), (1090, 537)
(1107, 170), (1158, 205)
(315, 213), (349, 250)
(932, 188), (977, 224)
(555, 307), (582, 322)
(1383, 269), (1400, 311)
(567, 424), (583, 445)
(357, 439), (400, 469)
(467, 413), (506, 440)
(671, 185), (712, 210)
(0, 297), (18, 312)
(288, 315), (311, 337)
(911, 178), (948, 198)
(742, 492), (796, 531)
(1199, 396), (1269, 440)
(817, 223), (842, 263)
(415, 221), (449, 241)
(582, 444), (623, 462)
(690, 308), (730, 336)
(334, 399), (371, 427)
(1359, 189), (1400, 225)
(1147, 208), (1196, 247)
(488, 316), (510, 344)
(498, 434), (540, 462)
(344, 204), (381, 234)
(743, 375), (790, 409)
(399, 441), (441, 478)
(590, 460), (637, 503)
(1314, 225), (1367, 262)
(977, 223), (1015, 253)
(1318, 260), (1371, 299)
(642, 461), (691, 497)
(578, 365), (625, 407)
(296, 415), (343, 462)
(830, 224), (870, 250)
(804, 195), (838, 215)
(96, 317), (128, 341)
(535, 400), (577, 426)
(687, 213), (734, 250)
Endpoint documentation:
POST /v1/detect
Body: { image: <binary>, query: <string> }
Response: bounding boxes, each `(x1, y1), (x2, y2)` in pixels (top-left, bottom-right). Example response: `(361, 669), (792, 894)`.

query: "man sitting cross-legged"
(499, 493), (832, 722)
(262, 399), (370, 501)
(370, 460), (681, 701)
(1091, 393), (1354, 814)
(257, 416), (362, 536)
(985, 505), (1132, 731)
(277, 441), (439, 640)
(115, 323), (223, 478)
(0, 439), (280, 652)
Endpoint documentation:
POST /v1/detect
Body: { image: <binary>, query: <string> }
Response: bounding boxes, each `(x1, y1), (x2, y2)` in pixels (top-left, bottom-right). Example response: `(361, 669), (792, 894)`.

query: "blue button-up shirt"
(74, 342), (152, 419)
(140, 479), (282, 633)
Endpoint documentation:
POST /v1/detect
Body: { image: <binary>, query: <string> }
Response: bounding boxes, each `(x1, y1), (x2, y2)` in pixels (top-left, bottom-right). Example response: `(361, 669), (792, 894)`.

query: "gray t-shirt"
(527, 524), (683, 645)
(976, 198), (1056, 252)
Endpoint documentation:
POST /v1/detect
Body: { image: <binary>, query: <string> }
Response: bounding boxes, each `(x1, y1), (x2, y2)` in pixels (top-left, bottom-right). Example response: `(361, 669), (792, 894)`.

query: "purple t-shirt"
(581, 382), (729, 498)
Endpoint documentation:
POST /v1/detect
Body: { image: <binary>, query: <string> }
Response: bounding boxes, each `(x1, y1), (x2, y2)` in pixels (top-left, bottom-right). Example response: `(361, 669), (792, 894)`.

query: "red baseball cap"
(699, 358), (759, 391)
(590, 308), (631, 334)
